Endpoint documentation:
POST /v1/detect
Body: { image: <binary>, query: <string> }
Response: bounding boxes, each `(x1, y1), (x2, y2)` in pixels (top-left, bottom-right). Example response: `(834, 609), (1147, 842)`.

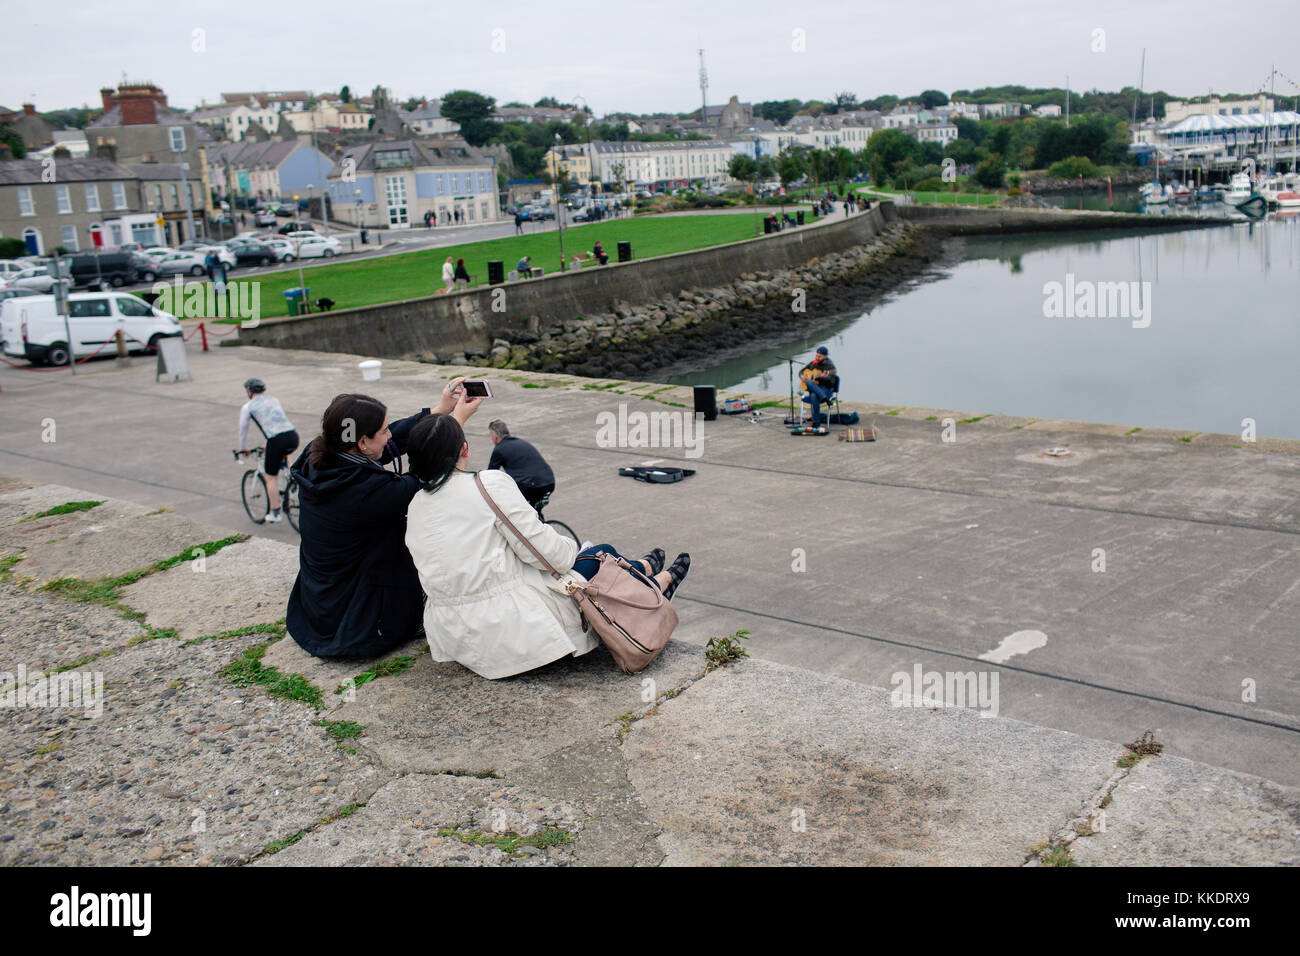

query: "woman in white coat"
(404, 414), (689, 679)
(440, 256), (455, 294)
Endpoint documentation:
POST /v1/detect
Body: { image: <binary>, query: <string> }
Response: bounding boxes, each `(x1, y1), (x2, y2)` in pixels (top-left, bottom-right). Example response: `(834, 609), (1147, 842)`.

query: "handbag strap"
(474, 472), (564, 582)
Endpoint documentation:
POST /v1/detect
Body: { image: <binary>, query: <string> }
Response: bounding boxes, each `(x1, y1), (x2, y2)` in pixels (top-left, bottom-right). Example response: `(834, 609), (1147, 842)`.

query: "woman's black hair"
(407, 414), (466, 494)
(307, 393), (387, 469)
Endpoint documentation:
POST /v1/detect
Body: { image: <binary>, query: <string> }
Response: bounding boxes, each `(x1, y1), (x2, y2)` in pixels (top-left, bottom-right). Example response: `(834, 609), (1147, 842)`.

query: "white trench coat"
(405, 469), (598, 679)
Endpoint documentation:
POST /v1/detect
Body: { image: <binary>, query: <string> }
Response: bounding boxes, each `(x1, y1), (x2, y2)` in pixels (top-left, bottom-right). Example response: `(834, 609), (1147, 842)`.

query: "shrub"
(0, 238), (28, 259)
(913, 177), (944, 192)
(973, 156), (1006, 189)
(1048, 155), (1101, 179)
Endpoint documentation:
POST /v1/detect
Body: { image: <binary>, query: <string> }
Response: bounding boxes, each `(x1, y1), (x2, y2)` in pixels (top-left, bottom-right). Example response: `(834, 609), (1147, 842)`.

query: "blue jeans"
(803, 382), (833, 425)
(573, 543), (646, 580)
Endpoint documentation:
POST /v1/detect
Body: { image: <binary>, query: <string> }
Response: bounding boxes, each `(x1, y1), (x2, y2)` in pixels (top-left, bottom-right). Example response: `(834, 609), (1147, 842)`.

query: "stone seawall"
(896, 203), (1224, 234)
(239, 202), (1226, 377)
(239, 204), (900, 362)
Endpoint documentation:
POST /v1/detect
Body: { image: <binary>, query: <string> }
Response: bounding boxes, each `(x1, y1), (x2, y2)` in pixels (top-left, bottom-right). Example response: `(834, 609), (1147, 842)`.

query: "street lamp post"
(292, 193), (308, 313)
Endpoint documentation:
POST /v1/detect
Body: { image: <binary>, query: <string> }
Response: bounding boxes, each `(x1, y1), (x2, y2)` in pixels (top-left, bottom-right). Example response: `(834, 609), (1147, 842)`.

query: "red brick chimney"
(101, 83), (169, 125)
(119, 95), (158, 126)
(22, 103), (35, 116)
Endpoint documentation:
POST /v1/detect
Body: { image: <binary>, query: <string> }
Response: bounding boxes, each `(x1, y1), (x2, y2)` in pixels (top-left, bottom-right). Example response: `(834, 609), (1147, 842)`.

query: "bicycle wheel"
(241, 470), (269, 524)
(282, 478), (301, 532)
(545, 518), (580, 547)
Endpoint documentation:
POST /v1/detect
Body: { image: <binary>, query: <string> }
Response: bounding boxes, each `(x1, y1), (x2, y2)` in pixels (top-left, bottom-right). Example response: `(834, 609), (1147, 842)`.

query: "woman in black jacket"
(286, 379), (482, 657)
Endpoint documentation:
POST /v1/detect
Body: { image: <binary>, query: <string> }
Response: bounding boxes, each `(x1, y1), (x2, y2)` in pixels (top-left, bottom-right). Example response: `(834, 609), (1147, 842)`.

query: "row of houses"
(0, 157), (192, 255)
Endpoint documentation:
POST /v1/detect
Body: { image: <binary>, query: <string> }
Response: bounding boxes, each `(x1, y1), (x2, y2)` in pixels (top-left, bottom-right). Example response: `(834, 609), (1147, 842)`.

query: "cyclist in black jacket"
(485, 420), (555, 510)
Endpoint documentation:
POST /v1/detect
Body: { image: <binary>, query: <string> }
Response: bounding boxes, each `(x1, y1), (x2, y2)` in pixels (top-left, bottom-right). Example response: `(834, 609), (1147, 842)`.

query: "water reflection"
(666, 210), (1300, 439)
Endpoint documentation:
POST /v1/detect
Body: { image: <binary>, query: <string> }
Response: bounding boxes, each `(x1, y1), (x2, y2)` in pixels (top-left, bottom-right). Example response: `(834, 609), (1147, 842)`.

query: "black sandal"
(661, 553), (691, 600)
(640, 548), (666, 576)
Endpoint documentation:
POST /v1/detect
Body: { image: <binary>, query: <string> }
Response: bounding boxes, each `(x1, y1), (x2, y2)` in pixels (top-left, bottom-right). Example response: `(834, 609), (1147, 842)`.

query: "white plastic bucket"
(359, 360), (383, 382)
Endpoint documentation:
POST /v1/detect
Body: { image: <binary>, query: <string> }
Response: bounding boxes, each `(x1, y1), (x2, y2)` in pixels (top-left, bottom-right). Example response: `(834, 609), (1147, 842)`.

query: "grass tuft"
(221, 642), (324, 711)
(17, 500), (102, 523)
(437, 826), (572, 855)
(705, 629), (751, 672)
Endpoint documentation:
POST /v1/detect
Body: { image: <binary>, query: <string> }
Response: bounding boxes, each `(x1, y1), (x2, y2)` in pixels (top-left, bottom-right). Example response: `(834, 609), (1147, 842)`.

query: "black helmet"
(243, 378), (266, 393)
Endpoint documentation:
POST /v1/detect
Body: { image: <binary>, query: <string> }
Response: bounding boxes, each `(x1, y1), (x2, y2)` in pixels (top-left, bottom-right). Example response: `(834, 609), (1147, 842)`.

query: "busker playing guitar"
(800, 347), (838, 427)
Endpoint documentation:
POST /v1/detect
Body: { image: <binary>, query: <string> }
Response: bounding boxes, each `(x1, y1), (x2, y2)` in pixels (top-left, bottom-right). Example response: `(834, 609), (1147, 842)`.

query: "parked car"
(294, 236), (342, 259)
(255, 210), (278, 227)
(179, 243), (236, 268)
(277, 221), (314, 235)
(260, 238), (297, 262)
(529, 206), (555, 221)
(220, 240), (276, 267)
(282, 230), (320, 241)
(140, 247), (174, 260)
(571, 209), (590, 222)
(0, 267), (61, 293)
(67, 252), (142, 289)
(1, 291), (182, 366)
(0, 261), (28, 280)
(152, 252), (209, 277)
(115, 242), (147, 253)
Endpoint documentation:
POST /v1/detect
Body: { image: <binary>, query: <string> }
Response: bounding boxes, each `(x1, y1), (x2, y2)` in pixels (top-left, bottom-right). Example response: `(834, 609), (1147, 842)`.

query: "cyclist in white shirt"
(238, 378), (299, 522)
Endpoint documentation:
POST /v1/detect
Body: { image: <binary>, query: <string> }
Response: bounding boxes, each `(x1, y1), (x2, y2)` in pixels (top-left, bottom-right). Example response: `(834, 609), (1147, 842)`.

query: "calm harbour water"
(667, 196), (1300, 439)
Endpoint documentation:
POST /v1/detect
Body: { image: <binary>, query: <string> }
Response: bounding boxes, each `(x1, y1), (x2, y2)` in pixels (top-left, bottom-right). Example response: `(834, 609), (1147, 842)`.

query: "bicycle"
(233, 447), (300, 531)
(532, 490), (579, 546)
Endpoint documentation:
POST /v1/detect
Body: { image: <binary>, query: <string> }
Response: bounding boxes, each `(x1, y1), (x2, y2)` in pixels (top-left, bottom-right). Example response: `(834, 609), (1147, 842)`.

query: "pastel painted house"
(328, 139), (499, 229)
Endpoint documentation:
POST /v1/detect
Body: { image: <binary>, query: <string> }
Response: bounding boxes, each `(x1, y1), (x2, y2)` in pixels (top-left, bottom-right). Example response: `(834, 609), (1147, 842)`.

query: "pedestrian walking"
(441, 256), (455, 294)
(454, 257), (470, 290)
(515, 211), (524, 235)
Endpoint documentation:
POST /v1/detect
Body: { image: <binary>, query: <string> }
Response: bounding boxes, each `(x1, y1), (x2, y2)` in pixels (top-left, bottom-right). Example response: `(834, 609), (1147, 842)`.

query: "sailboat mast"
(1134, 48), (1146, 125)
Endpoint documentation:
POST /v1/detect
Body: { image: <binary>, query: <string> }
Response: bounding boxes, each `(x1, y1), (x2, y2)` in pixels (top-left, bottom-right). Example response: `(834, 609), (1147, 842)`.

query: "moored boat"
(1259, 173), (1300, 207)
(1222, 172), (1255, 204)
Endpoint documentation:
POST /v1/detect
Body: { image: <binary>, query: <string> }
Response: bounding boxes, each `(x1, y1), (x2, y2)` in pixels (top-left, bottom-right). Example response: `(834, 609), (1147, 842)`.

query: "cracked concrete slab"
(260, 634), (428, 712)
(0, 483), (114, 528)
(0, 579), (146, 674)
(255, 772), (585, 866)
(120, 536), (298, 640)
(0, 634), (386, 866)
(1069, 756), (1300, 866)
(332, 641), (703, 774)
(14, 511), (241, 585)
(0, 498), (156, 553)
(622, 658), (1121, 866)
(507, 727), (664, 866)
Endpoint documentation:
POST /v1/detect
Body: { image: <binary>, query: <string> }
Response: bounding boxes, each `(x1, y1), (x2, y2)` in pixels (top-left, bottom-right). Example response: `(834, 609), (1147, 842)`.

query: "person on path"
(454, 257), (470, 290)
(441, 256), (455, 294)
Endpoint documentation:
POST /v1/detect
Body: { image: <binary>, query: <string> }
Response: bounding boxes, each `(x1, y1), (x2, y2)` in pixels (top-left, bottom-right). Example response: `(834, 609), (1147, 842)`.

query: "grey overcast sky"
(3, 0), (1296, 114)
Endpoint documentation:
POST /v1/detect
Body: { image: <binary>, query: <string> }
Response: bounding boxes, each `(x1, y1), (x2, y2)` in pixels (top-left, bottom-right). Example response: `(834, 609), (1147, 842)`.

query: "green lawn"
(224, 213), (787, 320)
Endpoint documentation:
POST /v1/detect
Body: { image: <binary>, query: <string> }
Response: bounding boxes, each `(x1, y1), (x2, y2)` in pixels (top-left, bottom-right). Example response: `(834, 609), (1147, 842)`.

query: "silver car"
(152, 252), (209, 277)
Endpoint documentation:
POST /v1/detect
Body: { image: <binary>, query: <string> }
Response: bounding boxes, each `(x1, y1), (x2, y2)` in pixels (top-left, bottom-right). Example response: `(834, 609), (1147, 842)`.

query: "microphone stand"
(785, 353), (811, 426)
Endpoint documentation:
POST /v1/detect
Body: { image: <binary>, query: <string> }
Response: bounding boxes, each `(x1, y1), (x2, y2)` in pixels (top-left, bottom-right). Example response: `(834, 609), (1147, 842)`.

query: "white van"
(0, 292), (183, 367)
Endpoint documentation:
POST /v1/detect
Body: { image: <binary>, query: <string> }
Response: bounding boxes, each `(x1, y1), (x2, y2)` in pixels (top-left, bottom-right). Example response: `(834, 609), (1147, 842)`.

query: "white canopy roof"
(1163, 110), (1300, 134)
